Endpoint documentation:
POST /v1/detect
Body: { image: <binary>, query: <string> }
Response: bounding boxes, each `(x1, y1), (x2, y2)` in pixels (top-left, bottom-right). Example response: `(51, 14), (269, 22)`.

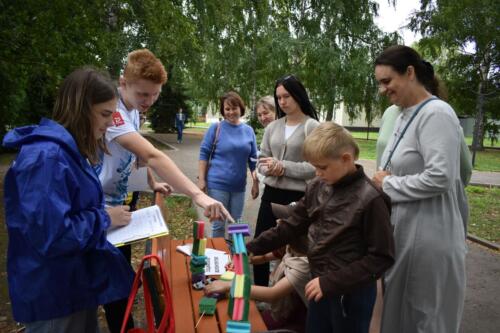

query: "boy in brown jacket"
(247, 122), (395, 333)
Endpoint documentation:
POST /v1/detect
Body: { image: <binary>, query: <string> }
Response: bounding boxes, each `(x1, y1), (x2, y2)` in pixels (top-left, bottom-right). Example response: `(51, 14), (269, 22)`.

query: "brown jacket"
(247, 165), (395, 296)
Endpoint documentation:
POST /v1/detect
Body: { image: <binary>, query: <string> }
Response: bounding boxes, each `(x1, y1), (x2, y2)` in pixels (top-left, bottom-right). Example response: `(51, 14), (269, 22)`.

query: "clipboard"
(107, 205), (169, 247)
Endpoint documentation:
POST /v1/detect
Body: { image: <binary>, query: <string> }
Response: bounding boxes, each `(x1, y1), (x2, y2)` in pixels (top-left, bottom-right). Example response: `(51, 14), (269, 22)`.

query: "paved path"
(148, 132), (500, 333)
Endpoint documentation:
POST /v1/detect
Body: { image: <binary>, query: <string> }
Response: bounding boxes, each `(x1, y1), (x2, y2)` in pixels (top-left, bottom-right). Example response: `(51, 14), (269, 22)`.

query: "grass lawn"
(472, 149), (500, 172)
(354, 138), (499, 172)
(184, 127), (209, 134)
(466, 186), (500, 243)
(162, 195), (198, 239)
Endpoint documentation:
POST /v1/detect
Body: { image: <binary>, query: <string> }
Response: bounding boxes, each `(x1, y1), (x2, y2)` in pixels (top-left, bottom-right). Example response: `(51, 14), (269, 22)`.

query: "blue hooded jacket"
(3, 118), (134, 323)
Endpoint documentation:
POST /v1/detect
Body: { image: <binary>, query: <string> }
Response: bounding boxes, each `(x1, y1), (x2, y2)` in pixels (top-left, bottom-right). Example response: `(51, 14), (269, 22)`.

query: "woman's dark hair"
(274, 75), (319, 120)
(219, 91), (246, 117)
(375, 45), (447, 100)
(52, 67), (117, 164)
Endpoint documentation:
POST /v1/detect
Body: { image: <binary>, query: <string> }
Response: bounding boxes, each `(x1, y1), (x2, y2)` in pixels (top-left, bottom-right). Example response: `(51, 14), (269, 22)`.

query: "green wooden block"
(242, 298), (250, 322)
(243, 275), (251, 299)
(199, 296), (217, 315)
(192, 240), (200, 255)
(190, 265), (205, 274)
(242, 254), (250, 276)
(227, 295), (234, 317)
(193, 223), (199, 239)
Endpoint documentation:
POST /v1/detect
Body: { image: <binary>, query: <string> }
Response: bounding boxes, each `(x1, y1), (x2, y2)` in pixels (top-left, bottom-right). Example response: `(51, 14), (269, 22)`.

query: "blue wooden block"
(226, 320), (251, 333)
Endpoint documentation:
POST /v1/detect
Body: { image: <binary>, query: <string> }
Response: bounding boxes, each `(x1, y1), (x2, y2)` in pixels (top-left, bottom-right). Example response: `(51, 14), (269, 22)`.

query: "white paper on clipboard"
(107, 205), (168, 246)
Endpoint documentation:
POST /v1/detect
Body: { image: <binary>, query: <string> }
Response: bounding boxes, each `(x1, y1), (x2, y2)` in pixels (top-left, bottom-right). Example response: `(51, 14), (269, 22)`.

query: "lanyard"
(383, 97), (438, 171)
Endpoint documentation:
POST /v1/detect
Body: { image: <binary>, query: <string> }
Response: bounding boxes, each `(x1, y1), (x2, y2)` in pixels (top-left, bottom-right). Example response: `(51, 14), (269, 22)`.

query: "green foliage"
(163, 195), (198, 240)
(1, 0), (405, 145)
(149, 68), (190, 133)
(0, 0), (137, 150)
(409, 0), (499, 151)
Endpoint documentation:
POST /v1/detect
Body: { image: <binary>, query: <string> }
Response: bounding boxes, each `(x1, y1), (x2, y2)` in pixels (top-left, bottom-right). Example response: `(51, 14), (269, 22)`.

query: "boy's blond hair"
(123, 49), (168, 84)
(303, 122), (359, 161)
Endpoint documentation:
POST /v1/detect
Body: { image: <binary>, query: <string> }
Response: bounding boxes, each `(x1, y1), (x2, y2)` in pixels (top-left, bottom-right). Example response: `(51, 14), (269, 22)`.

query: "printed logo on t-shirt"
(112, 112), (125, 126)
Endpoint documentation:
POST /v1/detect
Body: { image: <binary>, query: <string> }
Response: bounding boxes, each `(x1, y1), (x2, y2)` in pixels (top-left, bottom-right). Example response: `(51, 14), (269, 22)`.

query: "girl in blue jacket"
(2, 68), (134, 333)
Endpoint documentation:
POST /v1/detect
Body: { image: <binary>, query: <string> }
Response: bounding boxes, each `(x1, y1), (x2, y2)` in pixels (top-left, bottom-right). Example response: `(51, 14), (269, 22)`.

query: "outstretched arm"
(115, 131), (233, 221)
(204, 276), (294, 303)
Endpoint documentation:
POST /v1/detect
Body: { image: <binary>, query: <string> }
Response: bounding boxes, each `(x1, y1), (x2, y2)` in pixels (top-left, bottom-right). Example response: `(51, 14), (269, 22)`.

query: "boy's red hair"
(123, 49), (167, 84)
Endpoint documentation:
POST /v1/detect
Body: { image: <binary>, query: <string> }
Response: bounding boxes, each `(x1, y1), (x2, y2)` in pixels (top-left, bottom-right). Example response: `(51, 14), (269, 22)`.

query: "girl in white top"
(253, 75), (319, 287)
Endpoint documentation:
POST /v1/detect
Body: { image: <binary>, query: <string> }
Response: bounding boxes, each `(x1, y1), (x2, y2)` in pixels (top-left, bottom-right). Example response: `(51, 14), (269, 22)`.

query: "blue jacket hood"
(3, 118), (81, 161)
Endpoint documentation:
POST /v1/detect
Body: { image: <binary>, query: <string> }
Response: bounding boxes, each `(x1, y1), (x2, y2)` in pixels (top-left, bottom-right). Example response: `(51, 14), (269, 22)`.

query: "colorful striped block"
(226, 222), (252, 332)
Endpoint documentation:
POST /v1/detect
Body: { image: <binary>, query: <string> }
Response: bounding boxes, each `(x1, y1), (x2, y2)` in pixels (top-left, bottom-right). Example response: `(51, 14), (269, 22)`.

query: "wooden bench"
(150, 194), (268, 333)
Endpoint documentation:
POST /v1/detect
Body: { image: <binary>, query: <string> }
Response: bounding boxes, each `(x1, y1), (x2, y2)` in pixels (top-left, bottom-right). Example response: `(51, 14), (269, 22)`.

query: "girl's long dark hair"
(274, 75), (319, 120)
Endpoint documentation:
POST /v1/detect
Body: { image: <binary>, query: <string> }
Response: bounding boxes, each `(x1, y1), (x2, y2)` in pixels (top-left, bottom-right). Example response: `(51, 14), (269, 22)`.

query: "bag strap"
(207, 122), (222, 165)
(121, 254), (175, 333)
(383, 97), (438, 171)
(304, 118), (313, 137)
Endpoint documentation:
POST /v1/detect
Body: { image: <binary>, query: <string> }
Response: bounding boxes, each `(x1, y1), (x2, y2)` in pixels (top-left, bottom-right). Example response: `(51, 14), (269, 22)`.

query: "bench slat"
(170, 239), (196, 333)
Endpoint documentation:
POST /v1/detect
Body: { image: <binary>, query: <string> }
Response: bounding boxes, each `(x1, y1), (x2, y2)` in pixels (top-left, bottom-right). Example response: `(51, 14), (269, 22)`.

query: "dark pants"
(253, 185), (304, 286)
(176, 125), (184, 142)
(104, 193), (140, 333)
(103, 244), (134, 333)
(306, 281), (376, 333)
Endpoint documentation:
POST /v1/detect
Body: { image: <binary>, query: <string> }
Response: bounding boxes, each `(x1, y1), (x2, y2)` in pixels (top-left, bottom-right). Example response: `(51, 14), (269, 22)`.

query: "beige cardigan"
(258, 116), (319, 192)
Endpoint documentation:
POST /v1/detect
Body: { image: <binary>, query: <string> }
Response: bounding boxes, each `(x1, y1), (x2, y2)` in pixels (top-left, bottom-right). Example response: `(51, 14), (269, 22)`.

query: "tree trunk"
(325, 107), (334, 121)
(471, 79), (486, 166)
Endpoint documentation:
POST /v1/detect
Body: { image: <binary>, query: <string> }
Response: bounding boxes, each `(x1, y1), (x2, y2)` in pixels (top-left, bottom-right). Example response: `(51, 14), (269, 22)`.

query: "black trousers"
(253, 185), (304, 287)
(103, 245), (134, 333)
(103, 192), (140, 333)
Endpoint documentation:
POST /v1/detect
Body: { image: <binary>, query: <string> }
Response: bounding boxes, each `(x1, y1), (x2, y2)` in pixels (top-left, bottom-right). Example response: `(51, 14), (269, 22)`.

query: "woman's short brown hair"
(123, 49), (168, 84)
(219, 91), (246, 117)
(303, 122), (359, 161)
(52, 67), (117, 164)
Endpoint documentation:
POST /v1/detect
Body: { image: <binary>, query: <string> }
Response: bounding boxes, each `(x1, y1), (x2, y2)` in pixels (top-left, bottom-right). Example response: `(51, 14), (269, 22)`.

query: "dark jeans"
(253, 185), (304, 286)
(306, 281), (376, 333)
(176, 125), (184, 142)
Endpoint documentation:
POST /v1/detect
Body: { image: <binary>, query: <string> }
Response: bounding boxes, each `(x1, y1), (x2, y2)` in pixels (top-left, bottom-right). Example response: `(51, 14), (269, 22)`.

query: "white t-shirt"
(94, 96), (140, 206)
(285, 124), (299, 140)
